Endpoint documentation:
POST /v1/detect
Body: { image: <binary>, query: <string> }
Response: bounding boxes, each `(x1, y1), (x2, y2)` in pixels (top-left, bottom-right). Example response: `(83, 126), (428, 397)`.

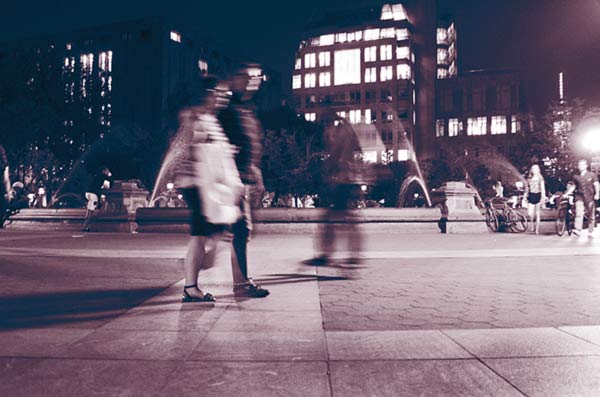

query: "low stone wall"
(6, 207), (563, 235)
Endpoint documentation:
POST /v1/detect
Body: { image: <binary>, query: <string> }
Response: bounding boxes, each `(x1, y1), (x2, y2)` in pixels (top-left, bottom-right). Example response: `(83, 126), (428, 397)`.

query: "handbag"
(193, 138), (244, 225)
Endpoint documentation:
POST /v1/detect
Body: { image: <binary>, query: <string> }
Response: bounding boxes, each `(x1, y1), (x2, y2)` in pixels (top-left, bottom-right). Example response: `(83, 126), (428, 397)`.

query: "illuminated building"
(0, 18), (235, 154)
(293, 2), (441, 162)
(434, 69), (528, 159)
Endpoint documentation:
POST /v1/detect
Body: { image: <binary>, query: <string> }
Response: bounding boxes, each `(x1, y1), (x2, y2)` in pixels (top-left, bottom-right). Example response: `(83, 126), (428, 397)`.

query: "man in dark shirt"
(566, 159), (600, 236)
(218, 65), (269, 298)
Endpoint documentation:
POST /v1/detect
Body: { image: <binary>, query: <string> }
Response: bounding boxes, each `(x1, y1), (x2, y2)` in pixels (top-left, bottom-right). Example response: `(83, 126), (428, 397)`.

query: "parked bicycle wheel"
(556, 207), (567, 236)
(509, 210), (528, 233)
(485, 208), (499, 232)
(566, 209), (574, 236)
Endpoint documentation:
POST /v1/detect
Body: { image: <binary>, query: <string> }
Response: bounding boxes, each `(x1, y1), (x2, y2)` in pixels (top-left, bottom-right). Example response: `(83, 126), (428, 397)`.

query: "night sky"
(2, 0), (600, 113)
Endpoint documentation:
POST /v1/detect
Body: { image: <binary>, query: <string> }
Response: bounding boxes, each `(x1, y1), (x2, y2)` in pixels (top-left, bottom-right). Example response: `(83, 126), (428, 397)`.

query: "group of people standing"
(498, 159), (600, 236)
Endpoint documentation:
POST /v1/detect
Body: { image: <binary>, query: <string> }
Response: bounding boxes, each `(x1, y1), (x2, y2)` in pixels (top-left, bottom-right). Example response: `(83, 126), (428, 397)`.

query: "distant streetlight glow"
(578, 126), (600, 154)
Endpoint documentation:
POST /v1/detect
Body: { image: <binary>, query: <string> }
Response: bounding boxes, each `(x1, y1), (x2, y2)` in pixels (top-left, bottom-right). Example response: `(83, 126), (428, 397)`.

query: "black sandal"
(182, 284), (216, 303)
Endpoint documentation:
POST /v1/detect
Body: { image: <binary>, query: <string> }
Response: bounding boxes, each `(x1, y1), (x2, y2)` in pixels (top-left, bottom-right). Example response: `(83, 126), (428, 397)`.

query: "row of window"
(301, 27), (410, 48)
(300, 86), (413, 107)
(438, 85), (520, 113)
(304, 108), (414, 125)
(294, 64), (412, 89)
(436, 115), (522, 137)
(297, 45), (411, 70)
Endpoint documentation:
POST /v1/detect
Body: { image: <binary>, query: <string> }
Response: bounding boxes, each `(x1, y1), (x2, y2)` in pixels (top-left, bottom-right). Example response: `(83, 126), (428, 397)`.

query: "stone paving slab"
(330, 360), (523, 396)
(326, 330), (472, 360)
(0, 328), (93, 357)
(0, 358), (180, 397)
(483, 356), (600, 397)
(62, 329), (207, 360)
(443, 327), (600, 358)
(191, 331), (327, 361)
(158, 361), (331, 397)
(560, 325), (600, 346)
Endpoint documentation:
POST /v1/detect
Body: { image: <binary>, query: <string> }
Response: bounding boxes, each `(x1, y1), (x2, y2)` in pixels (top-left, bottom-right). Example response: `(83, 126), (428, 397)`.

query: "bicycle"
(485, 198), (528, 233)
(555, 195), (600, 236)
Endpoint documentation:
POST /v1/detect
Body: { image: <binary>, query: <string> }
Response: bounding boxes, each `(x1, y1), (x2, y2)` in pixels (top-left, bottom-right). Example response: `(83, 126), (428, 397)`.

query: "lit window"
(391, 4), (408, 20)
(347, 32), (355, 42)
(336, 111), (346, 121)
(335, 32), (347, 43)
(198, 59), (208, 74)
(295, 58), (301, 70)
(318, 52), (330, 67)
(320, 34), (334, 46)
(293, 75), (301, 89)
(436, 120), (445, 137)
(365, 109), (372, 124)
(380, 28), (395, 38)
(437, 48), (448, 64)
(437, 68), (448, 79)
(364, 67), (377, 83)
(98, 51), (113, 73)
(305, 113), (316, 122)
(364, 28), (380, 41)
(491, 116), (507, 135)
(349, 110), (362, 124)
(396, 28), (409, 41)
(304, 53), (316, 68)
(304, 73), (316, 88)
(437, 28), (448, 44)
(319, 72), (331, 87)
(170, 31), (181, 43)
(511, 115), (521, 133)
(381, 4), (394, 20)
(363, 151), (378, 163)
(396, 46), (409, 60)
(380, 44), (393, 61)
(380, 66), (393, 82)
(449, 118), (460, 137)
(334, 49), (361, 85)
(355, 31), (363, 40)
(397, 149), (409, 161)
(467, 117), (487, 136)
(364, 46), (377, 62)
(397, 64), (411, 80)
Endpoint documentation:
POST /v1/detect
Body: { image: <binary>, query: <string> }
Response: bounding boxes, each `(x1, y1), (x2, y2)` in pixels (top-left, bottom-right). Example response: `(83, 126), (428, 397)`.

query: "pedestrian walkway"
(1, 230), (600, 395)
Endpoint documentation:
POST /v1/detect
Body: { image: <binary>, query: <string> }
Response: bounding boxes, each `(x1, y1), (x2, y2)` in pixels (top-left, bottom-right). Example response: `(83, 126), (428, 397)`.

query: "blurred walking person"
(176, 76), (244, 302)
(524, 164), (546, 234)
(218, 65), (269, 298)
(82, 167), (113, 232)
(310, 116), (363, 265)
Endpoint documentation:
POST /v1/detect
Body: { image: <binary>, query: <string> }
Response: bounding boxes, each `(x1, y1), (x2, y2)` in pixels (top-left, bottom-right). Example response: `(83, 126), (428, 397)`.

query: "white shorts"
(85, 192), (99, 211)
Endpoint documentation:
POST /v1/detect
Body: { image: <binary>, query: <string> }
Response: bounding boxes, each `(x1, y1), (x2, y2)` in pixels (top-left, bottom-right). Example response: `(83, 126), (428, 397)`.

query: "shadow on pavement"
(255, 273), (351, 286)
(0, 286), (168, 330)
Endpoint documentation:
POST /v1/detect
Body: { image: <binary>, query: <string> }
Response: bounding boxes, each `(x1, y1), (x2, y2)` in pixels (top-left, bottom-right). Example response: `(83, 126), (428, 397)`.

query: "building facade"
(434, 69), (528, 159)
(0, 18), (235, 170)
(293, 2), (440, 162)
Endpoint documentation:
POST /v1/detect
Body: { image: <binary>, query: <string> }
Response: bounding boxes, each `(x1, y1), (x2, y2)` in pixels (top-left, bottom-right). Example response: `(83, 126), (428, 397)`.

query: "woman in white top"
(525, 164), (546, 234)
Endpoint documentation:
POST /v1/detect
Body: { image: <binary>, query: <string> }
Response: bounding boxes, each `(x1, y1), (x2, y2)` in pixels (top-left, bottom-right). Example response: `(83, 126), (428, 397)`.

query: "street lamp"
(575, 116), (600, 172)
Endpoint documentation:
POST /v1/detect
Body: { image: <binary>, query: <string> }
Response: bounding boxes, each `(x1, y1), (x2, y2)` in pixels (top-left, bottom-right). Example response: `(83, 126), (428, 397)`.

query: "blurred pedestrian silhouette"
(218, 64), (269, 298)
(310, 116), (363, 265)
(176, 76), (242, 303)
(82, 167), (113, 232)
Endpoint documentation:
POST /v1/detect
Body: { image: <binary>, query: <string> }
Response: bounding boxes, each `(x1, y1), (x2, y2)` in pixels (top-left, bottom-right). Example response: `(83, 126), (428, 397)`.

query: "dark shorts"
(528, 192), (541, 205)
(181, 188), (228, 237)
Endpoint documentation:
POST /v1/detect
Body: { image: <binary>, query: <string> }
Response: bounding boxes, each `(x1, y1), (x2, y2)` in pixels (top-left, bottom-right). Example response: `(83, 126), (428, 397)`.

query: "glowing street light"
(575, 115), (600, 172)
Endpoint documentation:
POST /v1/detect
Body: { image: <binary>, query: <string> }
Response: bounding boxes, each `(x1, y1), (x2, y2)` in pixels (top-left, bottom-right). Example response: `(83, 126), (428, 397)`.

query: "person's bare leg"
(184, 235), (210, 298)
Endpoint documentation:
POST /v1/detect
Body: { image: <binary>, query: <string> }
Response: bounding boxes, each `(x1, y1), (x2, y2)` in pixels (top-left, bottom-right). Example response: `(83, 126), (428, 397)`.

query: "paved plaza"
(2, 228), (600, 396)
